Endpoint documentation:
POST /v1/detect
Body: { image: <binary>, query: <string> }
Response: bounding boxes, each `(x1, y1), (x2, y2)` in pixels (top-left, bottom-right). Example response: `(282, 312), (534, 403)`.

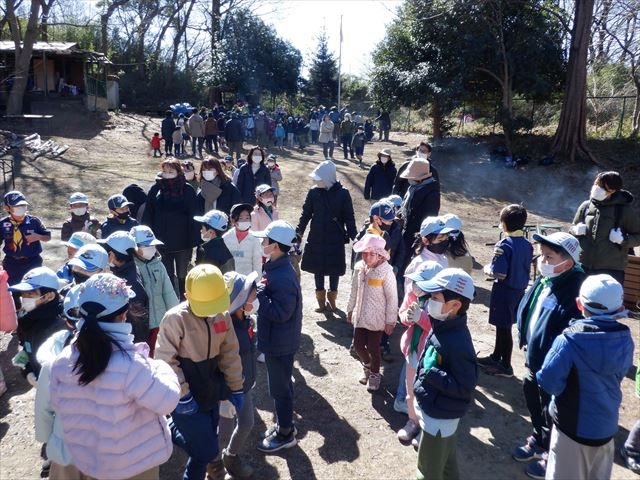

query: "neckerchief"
(9, 216), (24, 252)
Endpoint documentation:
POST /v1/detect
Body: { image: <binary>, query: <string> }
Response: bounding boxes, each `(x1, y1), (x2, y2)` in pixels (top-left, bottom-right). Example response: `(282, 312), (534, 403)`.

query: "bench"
(624, 255), (640, 311)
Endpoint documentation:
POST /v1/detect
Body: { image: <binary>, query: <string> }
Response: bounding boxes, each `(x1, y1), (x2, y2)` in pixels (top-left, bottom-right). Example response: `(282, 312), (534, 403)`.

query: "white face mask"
(140, 246), (156, 260)
(267, 161), (276, 168)
(590, 184), (608, 201)
(71, 207), (87, 216)
(21, 295), (42, 314)
(380, 156), (389, 164)
(202, 171), (216, 181)
(11, 206), (27, 217)
(315, 180), (326, 189)
(251, 163), (260, 173)
(537, 257), (568, 278)
(427, 298), (449, 320)
(244, 298), (260, 313)
(253, 155), (263, 162)
(236, 221), (251, 231)
(201, 233), (211, 242)
(261, 198), (274, 207)
(185, 171), (195, 181)
(416, 151), (429, 159)
(163, 171), (178, 179)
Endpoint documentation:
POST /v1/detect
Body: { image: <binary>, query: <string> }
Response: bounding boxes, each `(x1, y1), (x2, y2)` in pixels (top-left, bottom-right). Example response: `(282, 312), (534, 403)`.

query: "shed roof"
(0, 41), (111, 63)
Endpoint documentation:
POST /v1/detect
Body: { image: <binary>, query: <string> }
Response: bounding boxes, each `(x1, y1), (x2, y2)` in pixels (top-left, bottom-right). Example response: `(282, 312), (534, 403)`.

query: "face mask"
(251, 163), (260, 173)
(163, 171), (178, 179)
(412, 284), (425, 298)
(108, 261), (116, 268)
(379, 222), (391, 232)
(537, 257), (568, 278)
(261, 198), (274, 207)
(590, 184), (608, 201)
(116, 211), (130, 220)
(267, 161), (275, 168)
(427, 299), (448, 320)
(416, 151), (429, 159)
(140, 246), (156, 260)
(262, 243), (274, 258)
(202, 171), (216, 181)
(380, 156), (389, 164)
(185, 171), (195, 181)
(71, 207), (87, 216)
(427, 239), (449, 255)
(21, 296), (42, 314)
(253, 155), (263, 162)
(237, 221), (251, 231)
(201, 233), (211, 242)
(315, 180), (326, 189)
(244, 298), (260, 313)
(11, 206), (27, 217)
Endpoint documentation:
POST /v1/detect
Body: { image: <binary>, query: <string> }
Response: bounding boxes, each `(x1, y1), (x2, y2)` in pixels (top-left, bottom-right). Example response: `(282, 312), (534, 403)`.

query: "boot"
(222, 448), (254, 479)
(359, 364), (370, 385)
(315, 290), (327, 312)
(326, 290), (338, 311)
(367, 372), (382, 392)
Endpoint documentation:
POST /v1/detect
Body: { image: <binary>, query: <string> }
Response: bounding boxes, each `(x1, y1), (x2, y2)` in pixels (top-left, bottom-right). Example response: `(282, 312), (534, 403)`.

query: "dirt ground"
(0, 110), (638, 480)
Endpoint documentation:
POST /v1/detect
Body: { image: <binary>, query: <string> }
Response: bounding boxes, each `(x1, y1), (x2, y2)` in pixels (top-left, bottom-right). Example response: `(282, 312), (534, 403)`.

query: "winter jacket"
(399, 291), (431, 359)
(151, 136), (162, 149)
(351, 132), (366, 150)
(269, 165), (283, 195)
(413, 314), (478, 419)
(60, 213), (100, 241)
(388, 220), (406, 274)
(187, 113), (205, 138)
(402, 178), (441, 252)
(318, 120), (334, 143)
(251, 204), (278, 232)
(223, 229), (262, 277)
(297, 182), (357, 276)
(404, 249), (448, 291)
(235, 163), (272, 205)
(347, 260), (397, 331)
(111, 260), (150, 343)
(516, 267), (586, 373)
(393, 160), (440, 198)
(156, 302), (244, 409)
(232, 311), (257, 392)
(197, 179), (242, 216)
(537, 315), (634, 445)
(100, 215), (139, 239)
(225, 118), (244, 142)
(49, 323), (180, 480)
(161, 116), (176, 139)
(256, 254), (303, 356)
(364, 161), (397, 200)
(488, 233), (533, 290)
(204, 117), (218, 136)
(134, 255), (179, 330)
(572, 190), (640, 271)
(195, 237), (235, 274)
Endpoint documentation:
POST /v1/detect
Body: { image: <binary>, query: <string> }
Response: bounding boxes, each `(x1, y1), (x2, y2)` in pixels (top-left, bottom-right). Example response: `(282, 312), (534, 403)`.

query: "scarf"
(9, 216), (24, 252)
(159, 175), (186, 199)
(201, 179), (223, 211)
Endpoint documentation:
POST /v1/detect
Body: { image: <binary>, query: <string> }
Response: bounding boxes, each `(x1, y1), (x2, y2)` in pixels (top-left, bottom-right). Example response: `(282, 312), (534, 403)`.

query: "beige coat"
(347, 260), (398, 331)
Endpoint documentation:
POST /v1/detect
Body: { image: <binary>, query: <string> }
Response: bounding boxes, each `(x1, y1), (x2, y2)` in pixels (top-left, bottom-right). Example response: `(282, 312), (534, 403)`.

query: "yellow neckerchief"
(9, 215), (25, 251)
(505, 229), (524, 237)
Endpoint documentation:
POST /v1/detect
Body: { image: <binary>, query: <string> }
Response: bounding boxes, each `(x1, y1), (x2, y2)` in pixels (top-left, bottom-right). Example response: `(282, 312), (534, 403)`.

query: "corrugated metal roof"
(0, 41), (78, 52)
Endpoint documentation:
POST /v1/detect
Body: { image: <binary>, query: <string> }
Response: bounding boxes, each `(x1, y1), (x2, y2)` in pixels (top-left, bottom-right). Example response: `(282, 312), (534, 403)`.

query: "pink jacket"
(399, 291), (432, 359)
(251, 204), (278, 232)
(49, 342), (180, 479)
(347, 260), (397, 331)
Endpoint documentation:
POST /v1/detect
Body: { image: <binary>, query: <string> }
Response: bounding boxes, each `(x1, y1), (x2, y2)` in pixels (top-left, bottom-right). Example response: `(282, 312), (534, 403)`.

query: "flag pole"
(337, 14), (342, 111)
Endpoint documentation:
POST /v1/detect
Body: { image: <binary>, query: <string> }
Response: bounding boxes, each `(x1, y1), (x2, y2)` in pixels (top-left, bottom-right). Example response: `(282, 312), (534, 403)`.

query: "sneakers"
(222, 448), (253, 479)
(263, 424), (298, 438)
(367, 372), (381, 392)
(412, 430), (421, 450)
(397, 419), (420, 442)
(393, 396), (408, 415)
(620, 445), (640, 473)
(484, 363), (514, 378)
(359, 365), (370, 385)
(256, 352), (265, 363)
(513, 436), (546, 462)
(477, 354), (499, 367)
(257, 429), (297, 453)
(525, 454), (547, 480)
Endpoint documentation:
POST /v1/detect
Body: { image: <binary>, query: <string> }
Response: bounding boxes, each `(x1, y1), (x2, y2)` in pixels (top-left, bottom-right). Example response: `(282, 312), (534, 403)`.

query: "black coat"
(235, 163), (272, 205)
(297, 182), (357, 277)
(364, 161), (396, 200)
(393, 161), (440, 198)
(402, 179), (440, 251)
(161, 116), (176, 139)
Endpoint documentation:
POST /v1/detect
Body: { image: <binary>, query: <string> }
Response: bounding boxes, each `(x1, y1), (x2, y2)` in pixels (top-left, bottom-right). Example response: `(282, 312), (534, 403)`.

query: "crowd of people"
(0, 124), (639, 480)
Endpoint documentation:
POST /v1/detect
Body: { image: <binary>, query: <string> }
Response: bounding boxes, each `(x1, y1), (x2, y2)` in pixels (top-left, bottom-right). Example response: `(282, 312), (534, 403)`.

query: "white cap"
(532, 231), (581, 263)
(130, 225), (164, 246)
(100, 231), (137, 255)
(579, 274), (624, 315)
(417, 267), (475, 300)
(68, 192), (89, 204)
(440, 214), (462, 234)
(194, 210), (229, 232)
(253, 220), (296, 246)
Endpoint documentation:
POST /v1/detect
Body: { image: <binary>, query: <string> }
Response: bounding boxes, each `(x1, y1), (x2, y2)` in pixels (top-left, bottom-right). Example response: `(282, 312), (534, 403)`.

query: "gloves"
(230, 390), (244, 411)
(406, 302), (422, 324)
(609, 228), (624, 244)
(422, 345), (438, 371)
(175, 392), (199, 415)
(570, 223), (587, 236)
(11, 350), (29, 369)
(483, 264), (493, 276)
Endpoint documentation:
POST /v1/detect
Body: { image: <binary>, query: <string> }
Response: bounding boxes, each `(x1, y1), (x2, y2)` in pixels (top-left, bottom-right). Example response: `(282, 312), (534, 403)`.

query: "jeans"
(314, 274), (339, 291)
(170, 409), (220, 480)
(190, 137), (204, 157)
(161, 248), (193, 298)
(322, 141), (334, 159)
(217, 390), (255, 456)
(265, 354), (295, 431)
(523, 367), (551, 450)
(287, 132), (294, 147)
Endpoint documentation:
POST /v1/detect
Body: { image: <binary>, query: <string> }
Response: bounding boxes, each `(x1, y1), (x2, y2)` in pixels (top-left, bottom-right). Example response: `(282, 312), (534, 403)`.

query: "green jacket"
(134, 255), (180, 329)
(573, 190), (640, 271)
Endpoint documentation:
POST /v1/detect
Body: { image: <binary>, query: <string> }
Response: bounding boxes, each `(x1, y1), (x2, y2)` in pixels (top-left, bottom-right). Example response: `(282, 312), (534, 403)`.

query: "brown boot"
(315, 290), (327, 312)
(326, 290), (338, 311)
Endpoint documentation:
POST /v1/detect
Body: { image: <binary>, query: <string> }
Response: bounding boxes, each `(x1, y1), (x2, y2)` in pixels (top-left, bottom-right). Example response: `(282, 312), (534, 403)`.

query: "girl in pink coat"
(251, 184), (279, 232)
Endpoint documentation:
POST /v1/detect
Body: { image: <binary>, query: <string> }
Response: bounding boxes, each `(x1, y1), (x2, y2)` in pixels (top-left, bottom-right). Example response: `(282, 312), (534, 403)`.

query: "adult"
(197, 158), (242, 215)
(225, 113), (244, 160)
(393, 142), (440, 198)
(255, 111), (269, 147)
(296, 160), (357, 312)
(204, 113), (219, 155)
(318, 114), (335, 161)
(235, 146), (272, 205)
(143, 159), (201, 298)
(375, 110), (391, 141)
(340, 113), (356, 160)
(161, 110), (176, 156)
(309, 112), (320, 144)
(571, 171), (640, 284)
(187, 109), (205, 159)
(363, 149), (397, 200)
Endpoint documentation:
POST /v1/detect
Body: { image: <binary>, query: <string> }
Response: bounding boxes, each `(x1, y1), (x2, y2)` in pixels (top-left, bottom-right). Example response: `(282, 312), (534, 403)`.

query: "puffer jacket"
(187, 113), (205, 138)
(537, 315), (634, 445)
(573, 190), (640, 271)
(134, 255), (179, 330)
(347, 260), (397, 331)
(49, 325), (180, 480)
(399, 291), (431, 359)
(195, 237), (235, 274)
(251, 204), (278, 232)
(222, 229), (263, 277)
(155, 302), (243, 409)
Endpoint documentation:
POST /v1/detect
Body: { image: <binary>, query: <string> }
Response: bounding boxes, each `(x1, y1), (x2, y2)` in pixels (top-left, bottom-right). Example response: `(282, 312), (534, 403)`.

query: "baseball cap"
(532, 231), (581, 263)
(404, 261), (444, 288)
(369, 201), (395, 222)
(267, 154), (277, 161)
(4, 190), (28, 206)
(68, 244), (109, 272)
(255, 184), (275, 196)
(68, 192), (89, 205)
(417, 267), (475, 301)
(107, 194), (133, 210)
(579, 274), (624, 315)
(185, 264), (230, 317)
(100, 231), (137, 255)
(130, 225), (164, 246)
(9, 267), (60, 292)
(64, 231), (97, 250)
(420, 216), (446, 237)
(224, 271), (259, 315)
(253, 220), (296, 247)
(194, 210), (229, 232)
(353, 233), (387, 253)
(78, 273), (135, 319)
(384, 195), (403, 209)
(63, 284), (83, 322)
(440, 214), (462, 234)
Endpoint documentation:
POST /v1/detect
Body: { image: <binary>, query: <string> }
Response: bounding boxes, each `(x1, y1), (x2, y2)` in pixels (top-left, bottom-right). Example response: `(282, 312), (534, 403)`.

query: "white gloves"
(483, 264), (493, 276)
(406, 302), (422, 324)
(570, 223), (587, 236)
(609, 228), (624, 244)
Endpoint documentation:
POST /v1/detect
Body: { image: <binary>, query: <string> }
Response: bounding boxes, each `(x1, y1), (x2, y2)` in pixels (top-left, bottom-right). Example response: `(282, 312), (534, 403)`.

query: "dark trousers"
(322, 141), (334, 159)
(265, 353), (295, 431)
(417, 430), (459, 480)
(342, 135), (354, 158)
(170, 409), (220, 480)
(205, 134), (218, 154)
(314, 274), (339, 291)
(523, 367), (552, 450)
(161, 248), (192, 298)
(164, 139), (173, 155)
(353, 328), (384, 374)
(492, 327), (513, 367)
(190, 136), (204, 156)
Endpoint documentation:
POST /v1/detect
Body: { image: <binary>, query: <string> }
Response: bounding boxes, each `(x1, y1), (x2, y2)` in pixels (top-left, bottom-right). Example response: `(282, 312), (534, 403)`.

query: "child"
(351, 125), (366, 165)
(223, 203), (262, 277)
(403, 216), (449, 291)
(413, 268), (478, 480)
(397, 261), (443, 447)
(182, 160), (199, 191)
(253, 220), (303, 452)
(172, 125), (184, 157)
(67, 243), (109, 285)
(479, 204), (533, 377)
(49, 273), (180, 480)
(8, 267), (65, 385)
(441, 214), (473, 274)
(346, 234), (397, 392)
(56, 231), (97, 283)
(266, 154), (282, 204)
(251, 184), (279, 232)
(130, 225), (179, 357)
(151, 132), (163, 157)
(100, 194), (138, 238)
(275, 121), (285, 150)
(60, 192), (100, 241)
(194, 209), (235, 273)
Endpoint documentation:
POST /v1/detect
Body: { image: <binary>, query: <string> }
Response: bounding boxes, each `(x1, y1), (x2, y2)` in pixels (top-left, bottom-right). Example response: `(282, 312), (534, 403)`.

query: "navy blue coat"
(235, 163), (272, 205)
(363, 161), (397, 200)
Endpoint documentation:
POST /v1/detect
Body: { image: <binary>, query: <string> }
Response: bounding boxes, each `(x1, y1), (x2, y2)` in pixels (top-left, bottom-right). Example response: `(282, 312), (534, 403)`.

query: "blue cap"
(130, 225), (164, 246)
(107, 194), (133, 210)
(68, 244), (109, 272)
(417, 268), (475, 301)
(440, 214), (462, 235)
(78, 273), (135, 319)
(404, 261), (444, 287)
(68, 192), (89, 204)
(9, 267), (60, 292)
(64, 231), (97, 249)
(420, 216), (445, 237)
(194, 210), (229, 231)
(100, 231), (137, 255)
(63, 284), (83, 322)
(224, 271), (259, 314)
(4, 190), (28, 207)
(369, 201), (395, 221)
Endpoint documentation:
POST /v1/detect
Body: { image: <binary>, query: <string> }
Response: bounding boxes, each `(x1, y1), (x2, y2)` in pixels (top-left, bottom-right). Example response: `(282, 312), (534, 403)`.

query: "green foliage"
(306, 29), (339, 107)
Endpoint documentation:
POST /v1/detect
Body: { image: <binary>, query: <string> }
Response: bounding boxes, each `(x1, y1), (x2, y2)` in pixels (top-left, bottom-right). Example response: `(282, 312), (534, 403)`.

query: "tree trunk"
(430, 100), (442, 138)
(551, 0), (596, 163)
(100, 0), (131, 55)
(211, 0), (221, 61)
(631, 72), (640, 138)
(6, 0), (42, 115)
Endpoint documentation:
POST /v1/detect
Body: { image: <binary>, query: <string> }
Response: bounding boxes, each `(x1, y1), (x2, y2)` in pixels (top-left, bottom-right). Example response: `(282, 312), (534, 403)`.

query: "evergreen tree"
(307, 29), (339, 107)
